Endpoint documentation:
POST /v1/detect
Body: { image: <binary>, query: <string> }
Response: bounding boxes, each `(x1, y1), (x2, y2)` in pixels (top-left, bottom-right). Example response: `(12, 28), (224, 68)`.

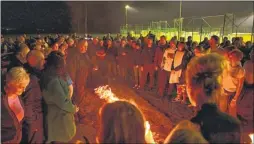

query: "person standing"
(140, 38), (156, 91)
(1, 67), (30, 143)
(21, 50), (45, 143)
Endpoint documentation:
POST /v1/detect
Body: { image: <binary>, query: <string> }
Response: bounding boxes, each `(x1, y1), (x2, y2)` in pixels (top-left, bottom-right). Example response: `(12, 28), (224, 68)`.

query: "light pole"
(125, 5), (130, 35)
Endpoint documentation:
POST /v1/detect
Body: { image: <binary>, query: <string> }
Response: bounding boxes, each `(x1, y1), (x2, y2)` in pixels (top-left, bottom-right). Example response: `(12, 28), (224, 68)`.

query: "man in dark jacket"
(105, 39), (118, 78)
(21, 50), (45, 143)
(66, 39), (96, 124)
(154, 36), (168, 96)
(140, 38), (156, 91)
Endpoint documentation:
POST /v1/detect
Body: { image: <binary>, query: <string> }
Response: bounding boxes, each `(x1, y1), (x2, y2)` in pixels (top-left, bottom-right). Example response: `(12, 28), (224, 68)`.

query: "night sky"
(1, 1), (253, 34)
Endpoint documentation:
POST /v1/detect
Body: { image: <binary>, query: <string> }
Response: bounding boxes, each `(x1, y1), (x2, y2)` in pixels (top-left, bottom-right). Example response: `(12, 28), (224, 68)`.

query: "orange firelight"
(94, 85), (156, 143)
(249, 133), (254, 144)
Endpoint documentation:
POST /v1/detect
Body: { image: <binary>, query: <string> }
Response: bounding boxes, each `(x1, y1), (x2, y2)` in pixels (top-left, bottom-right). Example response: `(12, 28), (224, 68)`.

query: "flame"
(249, 133), (254, 144)
(94, 85), (155, 143)
(94, 85), (119, 103)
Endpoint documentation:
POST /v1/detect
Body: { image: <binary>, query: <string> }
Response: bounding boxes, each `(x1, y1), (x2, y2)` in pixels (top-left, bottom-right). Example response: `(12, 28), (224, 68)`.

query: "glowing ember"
(249, 133), (254, 144)
(94, 85), (156, 143)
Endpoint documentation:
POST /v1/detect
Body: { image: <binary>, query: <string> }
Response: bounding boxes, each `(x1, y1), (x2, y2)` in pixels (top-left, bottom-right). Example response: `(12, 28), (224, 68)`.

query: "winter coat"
(154, 44), (168, 68)
(140, 46), (156, 65)
(1, 92), (24, 143)
(42, 76), (76, 143)
(21, 63), (44, 142)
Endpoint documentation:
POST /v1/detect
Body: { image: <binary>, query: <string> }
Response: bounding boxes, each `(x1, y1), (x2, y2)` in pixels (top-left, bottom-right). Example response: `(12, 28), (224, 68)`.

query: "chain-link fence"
(120, 12), (253, 43)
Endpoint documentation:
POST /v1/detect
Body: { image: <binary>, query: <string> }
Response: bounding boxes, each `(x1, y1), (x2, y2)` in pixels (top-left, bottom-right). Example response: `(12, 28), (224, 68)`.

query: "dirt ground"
(69, 77), (195, 144)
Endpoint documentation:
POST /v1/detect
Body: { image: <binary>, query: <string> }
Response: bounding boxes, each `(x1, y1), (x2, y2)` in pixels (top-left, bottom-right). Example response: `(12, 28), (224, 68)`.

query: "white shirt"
(161, 48), (176, 72)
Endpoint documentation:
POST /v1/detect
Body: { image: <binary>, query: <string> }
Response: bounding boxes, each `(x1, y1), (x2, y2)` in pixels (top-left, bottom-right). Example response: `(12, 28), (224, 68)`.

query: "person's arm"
(46, 78), (76, 113)
(22, 76), (43, 123)
(173, 52), (189, 71)
(233, 69), (245, 101)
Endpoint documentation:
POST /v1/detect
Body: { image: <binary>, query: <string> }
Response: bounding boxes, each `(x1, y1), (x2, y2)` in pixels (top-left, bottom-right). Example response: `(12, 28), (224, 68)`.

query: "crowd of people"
(1, 31), (253, 143)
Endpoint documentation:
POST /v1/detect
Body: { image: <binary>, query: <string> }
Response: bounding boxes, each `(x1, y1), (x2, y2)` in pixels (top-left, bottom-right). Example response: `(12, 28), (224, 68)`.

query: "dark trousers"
(107, 61), (117, 77)
(119, 65), (127, 79)
(73, 71), (88, 123)
(133, 66), (142, 85)
(140, 64), (155, 89)
(21, 114), (44, 144)
(157, 69), (170, 96)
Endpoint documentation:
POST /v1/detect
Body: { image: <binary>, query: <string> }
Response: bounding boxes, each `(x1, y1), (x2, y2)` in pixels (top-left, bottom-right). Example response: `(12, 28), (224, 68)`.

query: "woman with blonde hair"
(186, 53), (241, 143)
(98, 101), (154, 144)
(1, 67), (30, 143)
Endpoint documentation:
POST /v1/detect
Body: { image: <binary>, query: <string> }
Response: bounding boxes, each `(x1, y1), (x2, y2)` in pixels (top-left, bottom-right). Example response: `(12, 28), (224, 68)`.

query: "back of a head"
(98, 101), (146, 144)
(164, 120), (208, 144)
(45, 51), (65, 69)
(186, 53), (227, 107)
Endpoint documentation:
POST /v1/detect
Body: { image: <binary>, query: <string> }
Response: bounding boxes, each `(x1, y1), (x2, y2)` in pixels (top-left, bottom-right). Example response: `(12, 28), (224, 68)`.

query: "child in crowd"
(171, 42), (192, 104)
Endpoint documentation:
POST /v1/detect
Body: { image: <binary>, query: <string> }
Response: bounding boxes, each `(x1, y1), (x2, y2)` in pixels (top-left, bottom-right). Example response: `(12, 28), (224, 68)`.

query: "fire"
(94, 85), (155, 143)
(94, 85), (119, 103)
(249, 133), (254, 144)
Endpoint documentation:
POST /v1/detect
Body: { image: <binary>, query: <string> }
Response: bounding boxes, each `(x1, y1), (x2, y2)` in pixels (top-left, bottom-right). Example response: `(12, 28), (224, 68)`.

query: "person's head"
(223, 45), (236, 60)
(136, 43), (141, 50)
(17, 35), (25, 43)
(67, 38), (74, 47)
(59, 43), (68, 55)
(147, 38), (153, 47)
(192, 41), (198, 48)
(203, 37), (208, 42)
(160, 35), (167, 45)
(131, 41), (137, 49)
(43, 51), (66, 80)
(223, 37), (228, 43)
(127, 39), (133, 46)
(4, 67), (30, 97)
(16, 44), (30, 63)
(209, 35), (220, 47)
(107, 39), (112, 47)
(164, 120), (208, 144)
(194, 46), (205, 57)
(93, 37), (99, 45)
(245, 41), (252, 49)
(170, 39), (177, 49)
(120, 39), (126, 47)
(98, 101), (146, 144)
(228, 49), (243, 63)
(99, 39), (104, 47)
(51, 43), (59, 51)
(187, 36), (192, 42)
(77, 39), (88, 53)
(27, 50), (45, 70)
(177, 42), (186, 51)
(186, 53), (226, 108)
(232, 37), (241, 48)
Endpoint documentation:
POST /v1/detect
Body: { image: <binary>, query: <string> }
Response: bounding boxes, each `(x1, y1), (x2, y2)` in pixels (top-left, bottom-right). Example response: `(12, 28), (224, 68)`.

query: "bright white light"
(125, 5), (130, 9)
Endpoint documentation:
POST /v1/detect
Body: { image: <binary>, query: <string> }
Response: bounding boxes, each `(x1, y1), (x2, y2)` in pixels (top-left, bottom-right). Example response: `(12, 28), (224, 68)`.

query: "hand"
(230, 99), (237, 108)
(140, 67), (144, 72)
(93, 66), (98, 71)
(75, 106), (79, 112)
(135, 65), (139, 68)
(122, 52), (126, 56)
(155, 66), (158, 71)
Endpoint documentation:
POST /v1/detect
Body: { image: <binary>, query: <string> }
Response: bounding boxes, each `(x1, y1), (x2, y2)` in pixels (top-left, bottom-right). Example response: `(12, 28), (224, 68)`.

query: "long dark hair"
(41, 51), (66, 89)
